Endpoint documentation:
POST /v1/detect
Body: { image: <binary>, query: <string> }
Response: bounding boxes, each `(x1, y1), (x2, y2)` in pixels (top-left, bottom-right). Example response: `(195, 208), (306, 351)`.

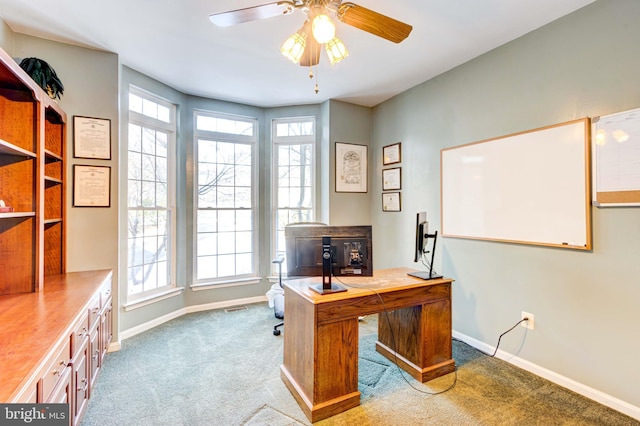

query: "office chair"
(271, 222), (327, 337)
(272, 255), (285, 336)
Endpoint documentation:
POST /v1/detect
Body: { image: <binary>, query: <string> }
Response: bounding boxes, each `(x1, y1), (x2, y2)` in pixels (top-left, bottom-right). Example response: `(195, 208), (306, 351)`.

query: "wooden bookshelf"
(0, 46), (66, 295)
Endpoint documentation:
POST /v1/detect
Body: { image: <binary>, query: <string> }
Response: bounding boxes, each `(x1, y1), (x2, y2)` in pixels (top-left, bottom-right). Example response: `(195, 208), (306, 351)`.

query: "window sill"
(123, 287), (184, 311)
(191, 277), (261, 292)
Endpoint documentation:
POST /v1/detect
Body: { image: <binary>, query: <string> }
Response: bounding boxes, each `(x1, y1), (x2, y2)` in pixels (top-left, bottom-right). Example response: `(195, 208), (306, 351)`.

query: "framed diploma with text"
(73, 165), (111, 207)
(382, 192), (401, 212)
(383, 142), (401, 165)
(73, 115), (112, 160)
(382, 167), (402, 191)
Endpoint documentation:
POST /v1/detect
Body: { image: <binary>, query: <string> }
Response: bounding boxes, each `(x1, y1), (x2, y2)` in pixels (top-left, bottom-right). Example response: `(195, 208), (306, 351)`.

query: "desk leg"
(280, 290), (361, 422)
(376, 298), (455, 382)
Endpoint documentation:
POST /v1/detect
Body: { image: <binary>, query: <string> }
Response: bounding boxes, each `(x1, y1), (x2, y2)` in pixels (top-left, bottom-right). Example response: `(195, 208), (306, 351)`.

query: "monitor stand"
(311, 235), (348, 294)
(407, 271), (443, 280)
(310, 283), (348, 294)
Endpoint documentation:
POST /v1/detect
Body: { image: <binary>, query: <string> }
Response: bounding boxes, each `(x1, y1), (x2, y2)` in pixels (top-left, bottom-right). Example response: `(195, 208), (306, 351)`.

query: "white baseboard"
(119, 295), (268, 341)
(452, 330), (640, 421)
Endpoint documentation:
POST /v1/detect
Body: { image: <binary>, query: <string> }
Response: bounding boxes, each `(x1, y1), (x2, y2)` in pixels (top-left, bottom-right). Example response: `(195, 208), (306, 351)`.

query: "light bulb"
(312, 14), (335, 44)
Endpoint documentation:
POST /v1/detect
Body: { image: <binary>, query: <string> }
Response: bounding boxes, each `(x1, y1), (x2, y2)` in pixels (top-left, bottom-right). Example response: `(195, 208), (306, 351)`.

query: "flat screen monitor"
(285, 224), (373, 278)
(409, 212), (443, 280)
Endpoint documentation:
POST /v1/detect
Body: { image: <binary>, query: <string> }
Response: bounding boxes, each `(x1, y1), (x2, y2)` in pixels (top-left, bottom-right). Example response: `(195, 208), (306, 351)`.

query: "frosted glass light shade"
(325, 37), (348, 64)
(312, 14), (335, 44)
(281, 32), (306, 63)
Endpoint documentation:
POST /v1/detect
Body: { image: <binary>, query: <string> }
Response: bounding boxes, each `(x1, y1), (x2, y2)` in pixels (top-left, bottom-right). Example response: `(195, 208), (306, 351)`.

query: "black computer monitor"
(409, 212), (442, 280)
(284, 224), (373, 278)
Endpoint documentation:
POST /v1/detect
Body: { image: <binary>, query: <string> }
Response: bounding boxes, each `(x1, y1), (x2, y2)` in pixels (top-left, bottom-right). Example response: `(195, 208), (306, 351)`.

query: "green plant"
(19, 57), (64, 99)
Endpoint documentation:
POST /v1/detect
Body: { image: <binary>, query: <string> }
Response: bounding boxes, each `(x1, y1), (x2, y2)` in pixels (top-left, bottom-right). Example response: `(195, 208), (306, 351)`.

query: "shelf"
(44, 150), (63, 162)
(44, 218), (63, 225)
(0, 212), (36, 219)
(0, 139), (36, 158)
(45, 176), (63, 185)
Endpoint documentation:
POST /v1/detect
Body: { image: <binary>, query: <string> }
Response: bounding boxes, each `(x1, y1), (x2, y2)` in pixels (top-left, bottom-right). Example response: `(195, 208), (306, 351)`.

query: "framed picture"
(382, 192), (401, 212)
(383, 142), (401, 165)
(73, 115), (112, 160)
(335, 142), (368, 193)
(73, 165), (111, 207)
(382, 167), (402, 191)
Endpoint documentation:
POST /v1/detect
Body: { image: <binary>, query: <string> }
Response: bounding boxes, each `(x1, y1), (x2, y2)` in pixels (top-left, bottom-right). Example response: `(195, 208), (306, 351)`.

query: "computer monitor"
(408, 212), (443, 280)
(285, 224), (373, 278)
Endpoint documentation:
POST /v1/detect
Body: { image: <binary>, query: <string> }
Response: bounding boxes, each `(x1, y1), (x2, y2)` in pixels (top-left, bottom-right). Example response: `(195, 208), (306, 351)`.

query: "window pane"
(273, 118), (315, 275)
(194, 112), (257, 282)
(129, 94), (142, 113)
(127, 88), (175, 299)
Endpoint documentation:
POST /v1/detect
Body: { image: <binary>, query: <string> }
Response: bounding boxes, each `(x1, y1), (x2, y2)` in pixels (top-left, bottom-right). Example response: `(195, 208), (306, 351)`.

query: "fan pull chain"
(314, 65), (319, 94)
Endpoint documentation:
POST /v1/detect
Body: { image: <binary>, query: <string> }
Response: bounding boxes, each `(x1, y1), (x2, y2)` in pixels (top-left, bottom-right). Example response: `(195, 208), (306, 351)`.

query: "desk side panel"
(282, 287), (316, 399)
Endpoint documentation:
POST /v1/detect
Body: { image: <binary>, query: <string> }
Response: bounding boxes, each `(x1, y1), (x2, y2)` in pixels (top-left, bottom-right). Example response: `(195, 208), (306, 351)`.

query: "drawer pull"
(77, 378), (88, 392)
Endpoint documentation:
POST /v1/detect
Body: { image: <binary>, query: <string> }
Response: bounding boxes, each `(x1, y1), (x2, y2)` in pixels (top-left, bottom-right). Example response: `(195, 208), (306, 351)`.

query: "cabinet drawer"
(39, 337), (71, 402)
(71, 310), (89, 359)
(88, 293), (101, 329)
(100, 279), (112, 307)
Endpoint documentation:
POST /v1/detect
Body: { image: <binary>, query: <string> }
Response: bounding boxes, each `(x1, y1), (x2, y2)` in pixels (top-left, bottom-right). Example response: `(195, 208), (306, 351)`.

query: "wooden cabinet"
(0, 45), (66, 296)
(0, 270), (113, 426)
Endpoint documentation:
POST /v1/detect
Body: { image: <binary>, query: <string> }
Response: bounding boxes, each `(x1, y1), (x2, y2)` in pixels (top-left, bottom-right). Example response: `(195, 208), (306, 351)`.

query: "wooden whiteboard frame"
(441, 118), (592, 250)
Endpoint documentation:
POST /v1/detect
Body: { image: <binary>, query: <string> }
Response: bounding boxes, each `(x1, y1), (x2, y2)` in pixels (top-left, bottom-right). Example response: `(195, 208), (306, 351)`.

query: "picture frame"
(73, 165), (111, 207)
(73, 115), (112, 160)
(382, 167), (402, 191)
(335, 142), (368, 193)
(382, 192), (401, 212)
(383, 142), (401, 165)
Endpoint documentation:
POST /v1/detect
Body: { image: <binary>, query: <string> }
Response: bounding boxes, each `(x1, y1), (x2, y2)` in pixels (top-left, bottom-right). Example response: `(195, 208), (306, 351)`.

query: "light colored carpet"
(81, 303), (638, 426)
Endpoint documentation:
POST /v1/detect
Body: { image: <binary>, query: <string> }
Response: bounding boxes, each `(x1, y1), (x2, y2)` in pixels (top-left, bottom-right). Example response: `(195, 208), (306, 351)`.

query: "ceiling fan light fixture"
(281, 30), (307, 64)
(325, 37), (348, 65)
(311, 14), (335, 44)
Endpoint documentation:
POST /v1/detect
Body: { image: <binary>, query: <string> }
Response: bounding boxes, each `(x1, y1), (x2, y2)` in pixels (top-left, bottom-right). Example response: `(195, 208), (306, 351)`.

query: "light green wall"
(327, 100), (373, 225)
(371, 0), (640, 410)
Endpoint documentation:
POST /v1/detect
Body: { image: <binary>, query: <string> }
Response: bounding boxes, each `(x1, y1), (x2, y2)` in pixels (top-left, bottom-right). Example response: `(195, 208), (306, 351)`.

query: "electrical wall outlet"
(521, 311), (535, 330)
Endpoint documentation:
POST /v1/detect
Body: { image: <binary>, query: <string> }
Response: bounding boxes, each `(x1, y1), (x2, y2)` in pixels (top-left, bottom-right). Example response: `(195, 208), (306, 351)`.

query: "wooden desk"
(280, 267), (455, 422)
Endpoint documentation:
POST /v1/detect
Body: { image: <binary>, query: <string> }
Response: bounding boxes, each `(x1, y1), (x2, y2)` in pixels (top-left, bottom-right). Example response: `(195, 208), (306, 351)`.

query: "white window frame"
(125, 86), (177, 304)
(271, 117), (317, 273)
(192, 110), (259, 288)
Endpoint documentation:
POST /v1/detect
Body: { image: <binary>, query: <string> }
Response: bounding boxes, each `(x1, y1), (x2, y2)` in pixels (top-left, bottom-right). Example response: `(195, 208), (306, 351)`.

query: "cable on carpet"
(333, 276), (458, 396)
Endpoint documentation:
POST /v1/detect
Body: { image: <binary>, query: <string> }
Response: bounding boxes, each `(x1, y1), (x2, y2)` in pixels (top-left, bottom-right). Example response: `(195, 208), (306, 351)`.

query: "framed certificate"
(382, 192), (401, 212)
(383, 142), (401, 165)
(73, 165), (111, 207)
(73, 116), (112, 160)
(335, 142), (368, 193)
(382, 167), (402, 191)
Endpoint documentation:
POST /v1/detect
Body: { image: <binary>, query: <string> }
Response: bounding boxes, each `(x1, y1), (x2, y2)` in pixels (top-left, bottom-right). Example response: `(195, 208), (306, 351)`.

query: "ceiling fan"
(209, 0), (413, 68)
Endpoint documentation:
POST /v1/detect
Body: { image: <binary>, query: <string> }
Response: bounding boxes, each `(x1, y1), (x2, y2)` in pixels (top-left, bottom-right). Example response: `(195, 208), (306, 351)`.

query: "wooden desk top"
(284, 267), (453, 304)
(0, 269), (112, 402)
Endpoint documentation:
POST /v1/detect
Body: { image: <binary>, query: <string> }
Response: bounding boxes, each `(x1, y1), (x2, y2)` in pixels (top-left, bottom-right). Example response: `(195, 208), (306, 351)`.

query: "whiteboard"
(592, 107), (640, 207)
(441, 119), (591, 250)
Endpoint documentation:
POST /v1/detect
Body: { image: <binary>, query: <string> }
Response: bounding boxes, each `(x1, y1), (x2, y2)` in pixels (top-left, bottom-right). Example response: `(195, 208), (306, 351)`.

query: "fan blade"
(209, 2), (291, 27)
(338, 3), (412, 43)
(300, 32), (321, 67)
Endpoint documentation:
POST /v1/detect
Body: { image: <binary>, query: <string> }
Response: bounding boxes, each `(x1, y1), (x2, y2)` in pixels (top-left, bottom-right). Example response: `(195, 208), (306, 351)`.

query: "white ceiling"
(0, 0), (595, 108)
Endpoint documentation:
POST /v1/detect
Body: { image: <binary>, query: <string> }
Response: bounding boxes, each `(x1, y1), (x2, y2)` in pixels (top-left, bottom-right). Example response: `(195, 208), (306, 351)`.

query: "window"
(194, 111), (257, 284)
(127, 88), (176, 300)
(272, 118), (316, 270)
